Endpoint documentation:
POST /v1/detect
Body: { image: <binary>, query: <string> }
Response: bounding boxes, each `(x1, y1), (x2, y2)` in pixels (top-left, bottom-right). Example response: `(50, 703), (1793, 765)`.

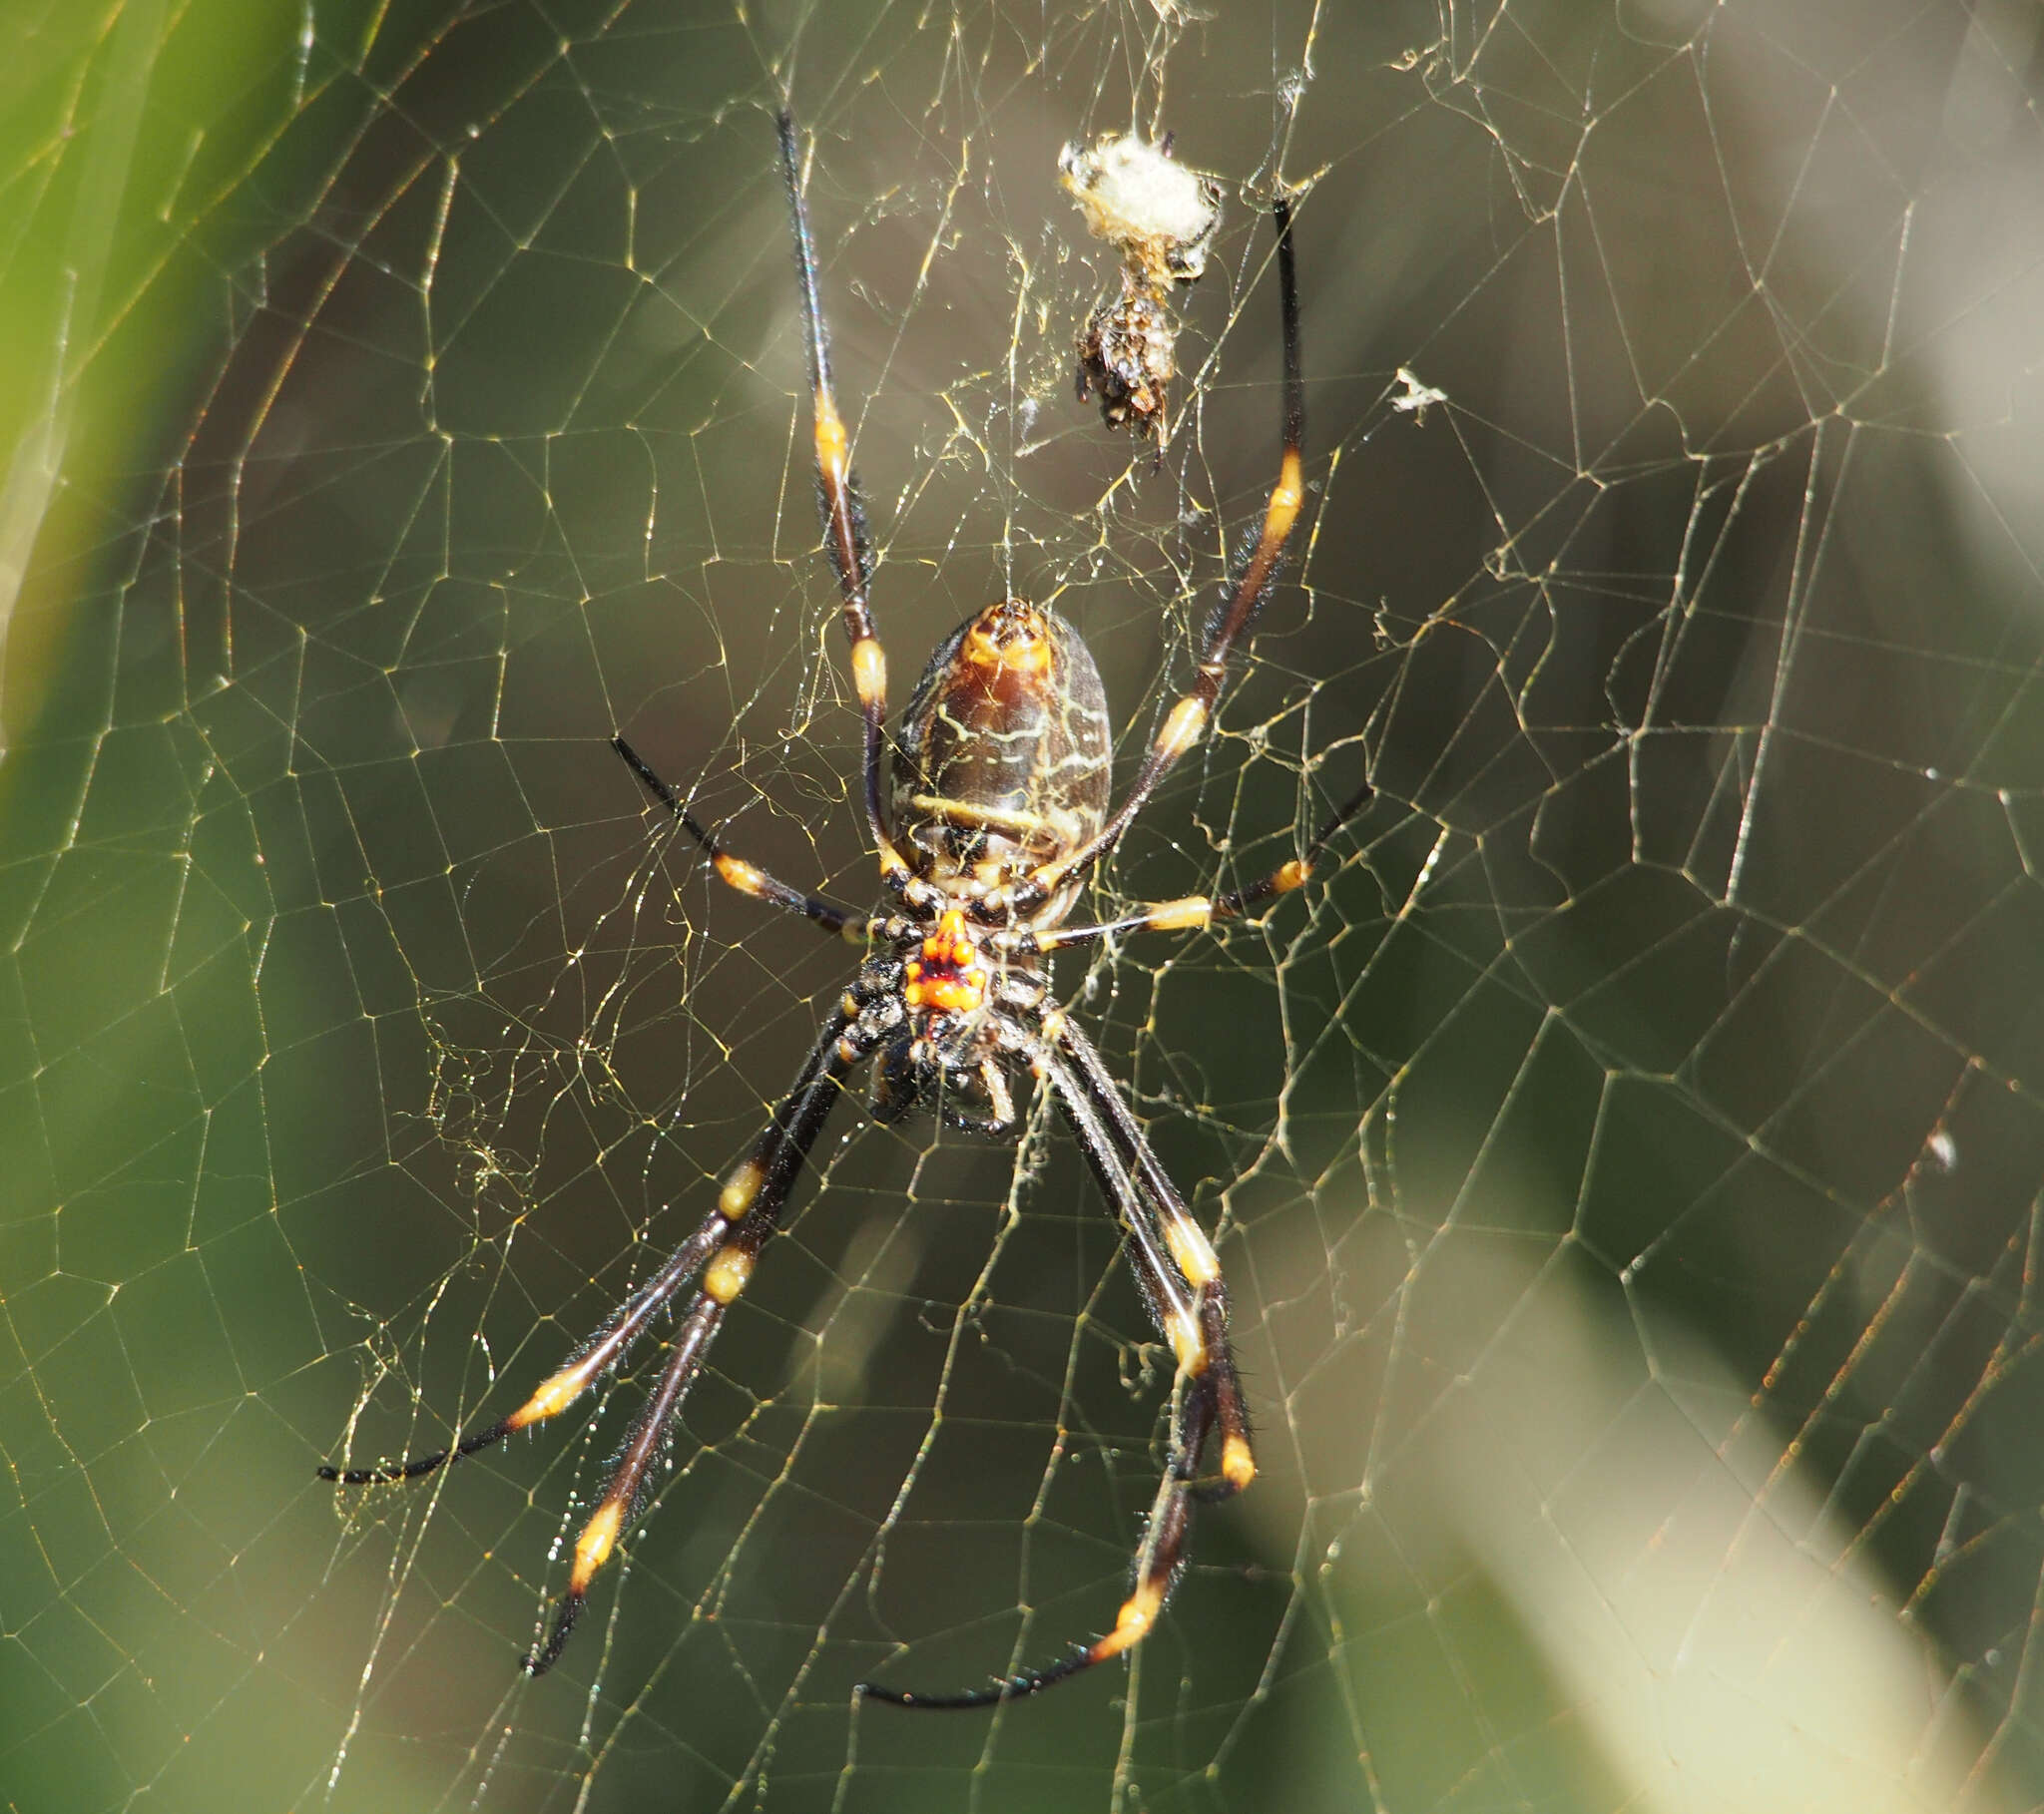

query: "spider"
(320, 109), (1365, 1709)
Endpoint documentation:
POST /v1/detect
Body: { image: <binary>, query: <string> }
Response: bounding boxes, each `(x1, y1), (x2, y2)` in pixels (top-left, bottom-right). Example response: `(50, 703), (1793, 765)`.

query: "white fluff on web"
(1059, 132), (1221, 279)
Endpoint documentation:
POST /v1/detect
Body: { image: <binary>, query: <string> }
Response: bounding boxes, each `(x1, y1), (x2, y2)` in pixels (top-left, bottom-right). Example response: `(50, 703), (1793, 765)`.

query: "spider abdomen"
(891, 599), (1111, 914)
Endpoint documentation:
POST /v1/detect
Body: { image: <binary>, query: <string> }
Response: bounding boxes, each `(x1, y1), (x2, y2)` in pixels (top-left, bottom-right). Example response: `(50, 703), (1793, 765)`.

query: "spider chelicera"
(321, 109), (1366, 1709)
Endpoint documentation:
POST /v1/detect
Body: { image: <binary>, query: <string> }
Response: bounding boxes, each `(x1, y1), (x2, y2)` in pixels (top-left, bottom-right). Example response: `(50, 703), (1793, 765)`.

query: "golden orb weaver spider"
(320, 108), (1366, 1708)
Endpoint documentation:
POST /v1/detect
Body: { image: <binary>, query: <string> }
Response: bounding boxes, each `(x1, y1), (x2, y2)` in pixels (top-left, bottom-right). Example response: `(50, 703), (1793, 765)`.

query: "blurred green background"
(6, 2), (2044, 1810)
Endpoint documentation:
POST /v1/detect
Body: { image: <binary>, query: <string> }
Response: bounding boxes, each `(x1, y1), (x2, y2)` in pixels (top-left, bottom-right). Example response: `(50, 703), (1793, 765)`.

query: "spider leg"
(858, 1026), (1240, 1709)
(323, 1005), (871, 1678)
(776, 109), (910, 884)
(319, 1007), (858, 1491)
(1035, 770), (1372, 951)
(523, 1003), (873, 1674)
(1022, 193), (1304, 913)
(613, 736), (869, 943)
(1054, 1020), (1254, 1503)
(316, 1214), (731, 1487)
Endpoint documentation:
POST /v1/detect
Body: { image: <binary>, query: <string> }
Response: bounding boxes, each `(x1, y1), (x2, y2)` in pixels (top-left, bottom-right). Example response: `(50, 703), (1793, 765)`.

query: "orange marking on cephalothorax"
(902, 907), (989, 1016)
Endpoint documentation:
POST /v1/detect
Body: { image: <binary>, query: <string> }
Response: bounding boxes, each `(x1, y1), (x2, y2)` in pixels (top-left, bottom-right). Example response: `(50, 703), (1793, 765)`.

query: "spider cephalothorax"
(321, 107), (1367, 1711)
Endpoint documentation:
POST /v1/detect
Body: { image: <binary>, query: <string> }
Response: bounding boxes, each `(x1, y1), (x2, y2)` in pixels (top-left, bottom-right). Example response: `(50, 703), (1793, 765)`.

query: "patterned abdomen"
(892, 599), (1112, 912)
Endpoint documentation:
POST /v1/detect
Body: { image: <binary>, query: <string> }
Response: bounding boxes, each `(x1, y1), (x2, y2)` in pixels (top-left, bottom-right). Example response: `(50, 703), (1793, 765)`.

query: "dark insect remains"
(1062, 129), (1224, 444)
(321, 107), (1364, 1709)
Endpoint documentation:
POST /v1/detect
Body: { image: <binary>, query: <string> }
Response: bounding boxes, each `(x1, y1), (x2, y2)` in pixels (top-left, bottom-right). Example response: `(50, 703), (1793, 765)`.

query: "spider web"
(5, 0), (2044, 1808)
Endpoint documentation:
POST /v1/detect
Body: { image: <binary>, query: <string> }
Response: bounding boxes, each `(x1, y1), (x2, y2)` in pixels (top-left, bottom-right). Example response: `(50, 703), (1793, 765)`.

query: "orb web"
(4, 2), (2043, 1810)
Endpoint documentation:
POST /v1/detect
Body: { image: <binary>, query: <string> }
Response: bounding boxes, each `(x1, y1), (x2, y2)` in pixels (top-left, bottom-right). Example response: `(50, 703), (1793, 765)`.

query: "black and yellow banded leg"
(1036, 770), (1372, 953)
(856, 1034), (1233, 1709)
(316, 1208), (735, 1489)
(775, 109), (908, 881)
(319, 1006), (856, 1493)
(613, 736), (868, 942)
(521, 1006), (868, 1673)
(865, 1382), (1219, 1710)
(1022, 192), (1306, 913)
(522, 1286), (729, 1674)
(1075, 1382), (1214, 1668)
(321, 1005), (869, 1678)
(1054, 1020), (1255, 1497)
